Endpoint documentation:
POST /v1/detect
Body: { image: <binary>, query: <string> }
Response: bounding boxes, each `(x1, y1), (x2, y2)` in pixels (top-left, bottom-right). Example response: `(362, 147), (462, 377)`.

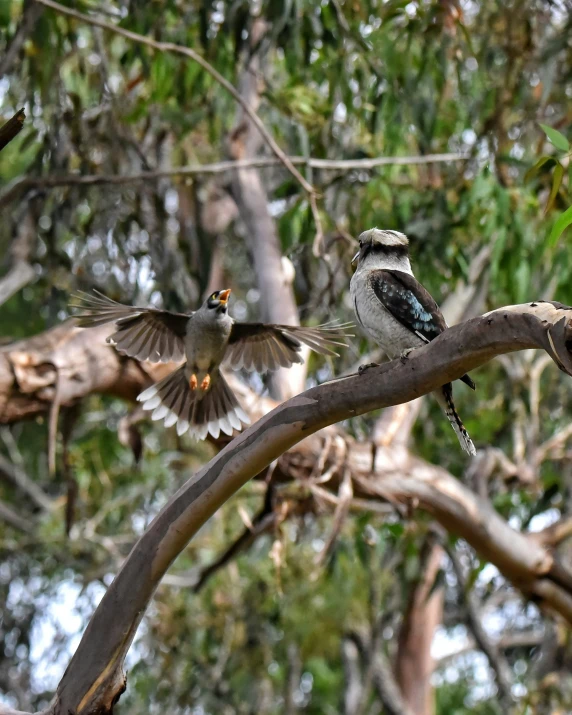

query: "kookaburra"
(72, 289), (352, 441)
(350, 229), (476, 456)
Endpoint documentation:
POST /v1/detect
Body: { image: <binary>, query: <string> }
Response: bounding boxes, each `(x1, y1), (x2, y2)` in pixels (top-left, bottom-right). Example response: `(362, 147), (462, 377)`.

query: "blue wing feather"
(368, 269), (476, 390)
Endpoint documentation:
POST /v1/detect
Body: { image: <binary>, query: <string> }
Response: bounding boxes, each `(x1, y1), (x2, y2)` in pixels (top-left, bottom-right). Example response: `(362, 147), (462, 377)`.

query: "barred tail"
(435, 383), (476, 456)
(137, 365), (250, 440)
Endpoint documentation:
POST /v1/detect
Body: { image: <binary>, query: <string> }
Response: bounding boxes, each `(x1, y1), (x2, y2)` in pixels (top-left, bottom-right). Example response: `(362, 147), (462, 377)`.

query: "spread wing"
(369, 270), (475, 390)
(70, 290), (189, 363)
(224, 321), (354, 373)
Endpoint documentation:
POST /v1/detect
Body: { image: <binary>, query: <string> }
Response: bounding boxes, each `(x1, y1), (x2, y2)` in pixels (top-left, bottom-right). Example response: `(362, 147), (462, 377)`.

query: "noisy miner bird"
(350, 229), (476, 456)
(71, 289), (353, 440)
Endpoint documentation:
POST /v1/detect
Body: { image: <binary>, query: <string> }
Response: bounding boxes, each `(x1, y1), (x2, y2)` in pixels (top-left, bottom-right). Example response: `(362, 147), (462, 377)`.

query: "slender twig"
(447, 545), (514, 704)
(0, 451), (54, 512)
(35, 0), (314, 195)
(0, 497), (35, 533)
(0, 152), (467, 209)
(436, 630), (544, 665)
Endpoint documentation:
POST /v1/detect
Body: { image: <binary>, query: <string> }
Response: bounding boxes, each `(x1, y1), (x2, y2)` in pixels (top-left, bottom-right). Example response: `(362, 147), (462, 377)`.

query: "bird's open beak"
(218, 288), (231, 305)
(351, 250), (359, 268)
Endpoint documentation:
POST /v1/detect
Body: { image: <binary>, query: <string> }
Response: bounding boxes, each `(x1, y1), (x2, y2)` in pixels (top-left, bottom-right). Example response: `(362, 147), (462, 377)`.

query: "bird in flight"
(350, 228), (476, 455)
(71, 289), (352, 440)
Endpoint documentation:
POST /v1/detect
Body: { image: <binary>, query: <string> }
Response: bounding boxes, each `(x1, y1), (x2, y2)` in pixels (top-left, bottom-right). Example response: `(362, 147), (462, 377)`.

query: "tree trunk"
(229, 18), (306, 400)
(396, 541), (444, 715)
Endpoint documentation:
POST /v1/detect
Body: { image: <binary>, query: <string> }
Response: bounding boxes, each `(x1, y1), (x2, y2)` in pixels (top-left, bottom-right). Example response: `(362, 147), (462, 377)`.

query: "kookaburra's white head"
(351, 228), (412, 274)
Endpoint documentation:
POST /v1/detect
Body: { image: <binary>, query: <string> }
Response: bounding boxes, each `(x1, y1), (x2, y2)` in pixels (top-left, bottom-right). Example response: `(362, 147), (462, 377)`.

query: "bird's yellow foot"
(189, 374), (198, 390)
(200, 374), (211, 391)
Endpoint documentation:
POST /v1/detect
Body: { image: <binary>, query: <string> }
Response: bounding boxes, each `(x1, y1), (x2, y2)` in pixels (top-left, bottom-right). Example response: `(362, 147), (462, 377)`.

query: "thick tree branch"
(3, 302), (572, 713)
(33, 301), (572, 715)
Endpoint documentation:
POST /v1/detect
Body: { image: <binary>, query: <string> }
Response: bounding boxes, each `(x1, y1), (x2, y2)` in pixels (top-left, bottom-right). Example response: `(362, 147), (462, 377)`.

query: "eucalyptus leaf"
(548, 205), (572, 248)
(539, 123), (570, 152)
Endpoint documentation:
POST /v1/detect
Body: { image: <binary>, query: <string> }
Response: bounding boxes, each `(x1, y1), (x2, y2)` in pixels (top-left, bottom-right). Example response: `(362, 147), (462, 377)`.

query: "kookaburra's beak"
(218, 288), (231, 305)
(351, 250), (359, 268)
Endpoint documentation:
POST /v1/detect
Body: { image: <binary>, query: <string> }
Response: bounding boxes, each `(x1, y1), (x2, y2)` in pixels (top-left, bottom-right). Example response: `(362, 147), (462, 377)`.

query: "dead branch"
(0, 153), (467, 209)
(0, 108), (25, 152)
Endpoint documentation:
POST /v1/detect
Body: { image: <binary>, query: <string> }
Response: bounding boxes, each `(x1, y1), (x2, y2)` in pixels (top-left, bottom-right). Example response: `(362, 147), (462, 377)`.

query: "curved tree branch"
(3, 302), (572, 714)
(39, 301), (572, 714)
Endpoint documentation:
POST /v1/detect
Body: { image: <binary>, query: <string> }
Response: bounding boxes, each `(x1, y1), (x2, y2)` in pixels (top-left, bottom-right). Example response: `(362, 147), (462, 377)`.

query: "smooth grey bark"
(44, 301), (572, 715)
(229, 19), (306, 400)
(3, 302), (572, 715)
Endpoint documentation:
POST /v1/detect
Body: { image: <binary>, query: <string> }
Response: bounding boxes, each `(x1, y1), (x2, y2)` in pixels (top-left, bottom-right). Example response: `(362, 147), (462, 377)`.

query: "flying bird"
(350, 229), (476, 456)
(71, 289), (352, 440)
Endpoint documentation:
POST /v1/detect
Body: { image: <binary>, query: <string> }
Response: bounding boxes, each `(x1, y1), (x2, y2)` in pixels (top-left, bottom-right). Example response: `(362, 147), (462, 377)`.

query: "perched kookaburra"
(350, 229), (476, 456)
(72, 289), (352, 440)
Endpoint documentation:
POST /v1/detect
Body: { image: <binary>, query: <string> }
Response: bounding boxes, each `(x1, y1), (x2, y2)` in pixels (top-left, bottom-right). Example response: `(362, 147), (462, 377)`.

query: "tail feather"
(137, 365), (249, 440)
(435, 383), (476, 456)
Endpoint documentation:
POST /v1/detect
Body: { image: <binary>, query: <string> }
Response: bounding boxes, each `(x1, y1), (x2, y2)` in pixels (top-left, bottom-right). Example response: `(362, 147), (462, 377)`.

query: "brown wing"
(224, 321), (354, 373)
(70, 290), (189, 363)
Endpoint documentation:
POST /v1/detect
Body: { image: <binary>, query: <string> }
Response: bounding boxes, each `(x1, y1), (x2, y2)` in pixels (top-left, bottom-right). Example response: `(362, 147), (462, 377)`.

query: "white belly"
(350, 271), (424, 360)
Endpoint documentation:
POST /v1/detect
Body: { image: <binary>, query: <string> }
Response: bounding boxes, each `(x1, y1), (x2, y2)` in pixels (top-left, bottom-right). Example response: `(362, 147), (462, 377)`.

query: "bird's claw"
(358, 362), (379, 376)
(189, 374), (198, 391)
(200, 374), (211, 391)
(400, 348), (415, 363)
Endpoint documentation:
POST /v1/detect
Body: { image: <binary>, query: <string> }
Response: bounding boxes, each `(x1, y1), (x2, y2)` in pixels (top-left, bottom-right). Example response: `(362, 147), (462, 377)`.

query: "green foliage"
(539, 124), (570, 153)
(2, 0), (572, 713)
(549, 205), (572, 247)
(526, 123), (571, 245)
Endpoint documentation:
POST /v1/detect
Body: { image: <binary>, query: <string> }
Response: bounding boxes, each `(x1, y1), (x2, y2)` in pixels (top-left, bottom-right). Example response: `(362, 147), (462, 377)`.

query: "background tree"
(1, 1), (572, 714)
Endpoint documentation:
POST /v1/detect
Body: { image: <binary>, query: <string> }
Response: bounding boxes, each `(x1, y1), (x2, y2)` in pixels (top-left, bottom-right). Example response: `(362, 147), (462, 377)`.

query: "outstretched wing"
(369, 270), (475, 390)
(224, 321), (354, 373)
(70, 290), (189, 363)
